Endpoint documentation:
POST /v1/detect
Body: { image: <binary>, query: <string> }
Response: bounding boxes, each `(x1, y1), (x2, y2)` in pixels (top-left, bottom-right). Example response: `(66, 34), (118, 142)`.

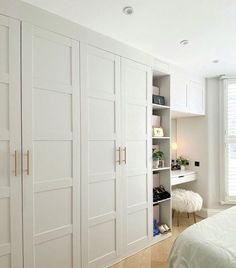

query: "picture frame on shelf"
(153, 127), (164, 137)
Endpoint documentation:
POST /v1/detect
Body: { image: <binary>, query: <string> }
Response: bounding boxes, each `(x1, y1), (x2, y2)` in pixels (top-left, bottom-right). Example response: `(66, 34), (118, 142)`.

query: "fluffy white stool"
(172, 189), (203, 226)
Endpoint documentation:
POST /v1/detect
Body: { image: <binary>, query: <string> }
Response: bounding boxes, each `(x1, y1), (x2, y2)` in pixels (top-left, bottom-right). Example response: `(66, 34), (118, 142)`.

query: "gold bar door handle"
(123, 147), (127, 164)
(25, 150), (30, 175)
(116, 147), (121, 165)
(14, 150), (17, 176)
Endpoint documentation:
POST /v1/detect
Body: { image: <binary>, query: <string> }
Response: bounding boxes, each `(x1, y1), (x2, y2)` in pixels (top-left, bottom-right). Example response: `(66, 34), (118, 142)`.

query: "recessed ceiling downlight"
(180, 40), (189, 45)
(123, 6), (134, 15)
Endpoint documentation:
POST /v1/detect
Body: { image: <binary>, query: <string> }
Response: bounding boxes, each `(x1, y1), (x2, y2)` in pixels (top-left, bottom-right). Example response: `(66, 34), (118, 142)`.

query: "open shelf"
(152, 103), (170, 110)
(152, 136), (170, 140)
(153, 197), (171, 206)
(152, 72), (171, 242)
(153, 232), (172, 240)
(152, 167), (170, 172)
(152, 231), (172, 241)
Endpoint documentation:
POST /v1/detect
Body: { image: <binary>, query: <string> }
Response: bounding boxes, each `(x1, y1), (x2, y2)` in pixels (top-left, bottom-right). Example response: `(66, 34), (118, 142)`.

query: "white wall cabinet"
(171, 71), (205, 117)
(171, 73), (187, 112)
(187, 80), (205, 114)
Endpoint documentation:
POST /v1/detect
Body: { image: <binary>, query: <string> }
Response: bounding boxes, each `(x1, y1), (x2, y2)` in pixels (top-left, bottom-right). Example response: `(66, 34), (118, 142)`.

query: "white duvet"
(169, 206), (236, 268)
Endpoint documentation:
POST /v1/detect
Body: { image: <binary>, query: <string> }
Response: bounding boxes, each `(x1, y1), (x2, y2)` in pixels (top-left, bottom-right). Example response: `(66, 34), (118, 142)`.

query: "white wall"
(176, 115), (209, 207)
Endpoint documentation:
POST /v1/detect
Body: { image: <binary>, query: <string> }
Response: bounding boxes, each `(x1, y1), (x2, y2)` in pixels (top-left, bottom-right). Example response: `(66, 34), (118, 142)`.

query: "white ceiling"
(23, 0), (236, 77)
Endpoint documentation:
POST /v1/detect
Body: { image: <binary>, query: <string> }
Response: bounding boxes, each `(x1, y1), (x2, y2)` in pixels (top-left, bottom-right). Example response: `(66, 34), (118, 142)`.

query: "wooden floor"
(111, 213), (202, 268)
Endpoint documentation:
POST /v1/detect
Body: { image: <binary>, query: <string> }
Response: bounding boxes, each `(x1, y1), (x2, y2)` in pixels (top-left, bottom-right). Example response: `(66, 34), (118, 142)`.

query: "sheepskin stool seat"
(172, 189), (203, 226)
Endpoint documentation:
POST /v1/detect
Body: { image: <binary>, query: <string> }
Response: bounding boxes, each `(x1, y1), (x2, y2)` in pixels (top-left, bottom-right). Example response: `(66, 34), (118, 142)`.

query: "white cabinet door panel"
(171, 70), (205, 116)
(88, 141), (115, 176)
(127, 209), (148, 244)
(34, 188), (72, 233)
(34, 141), (72, 181)
(88, 220), (116, 261)
(127, 105), (147, 139)
(0, 15), (22, 268)
(127, 175), (147, 207)
(127, 141), (147, 171)
(34, 89), (72, 137)
(171, 74), (187, 112)
(34, 235), (72, 268)
(121, 58), (152, 252)
(87, 53), (115, 95)
(187, 80), (204, 114)
(81, 45), (122, 268)
(22, 24), (80, 268)
(88, 98), (115, 139)
(0, 254), (11, 268)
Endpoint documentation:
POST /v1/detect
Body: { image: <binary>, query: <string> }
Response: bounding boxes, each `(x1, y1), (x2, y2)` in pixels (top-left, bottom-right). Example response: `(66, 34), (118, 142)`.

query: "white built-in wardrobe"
(80, 46), (152, 267)
(1, 15), (80, 268)
(1, 0), (207, 265)
(0, 7), (156, 267)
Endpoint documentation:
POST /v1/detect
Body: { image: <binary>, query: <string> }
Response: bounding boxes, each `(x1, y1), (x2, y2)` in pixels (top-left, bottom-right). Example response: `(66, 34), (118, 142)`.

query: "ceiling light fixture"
(212, 59), (219, 63)
(180, 40), (189, 45)
(123, 6), (134, 15)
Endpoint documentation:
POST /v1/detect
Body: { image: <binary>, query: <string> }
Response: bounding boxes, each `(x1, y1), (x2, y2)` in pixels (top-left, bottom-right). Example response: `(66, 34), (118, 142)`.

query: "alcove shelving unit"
(152, 70), (172, 241)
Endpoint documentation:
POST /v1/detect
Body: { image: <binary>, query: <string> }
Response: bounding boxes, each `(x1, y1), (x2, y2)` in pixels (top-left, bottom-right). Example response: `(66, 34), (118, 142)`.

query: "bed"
(169, 206), (236, 268)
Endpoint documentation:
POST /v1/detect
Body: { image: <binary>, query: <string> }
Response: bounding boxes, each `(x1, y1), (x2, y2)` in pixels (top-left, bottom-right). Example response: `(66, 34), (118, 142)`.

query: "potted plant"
(176, 156), (189, 171)
(153, 149), (164, 169)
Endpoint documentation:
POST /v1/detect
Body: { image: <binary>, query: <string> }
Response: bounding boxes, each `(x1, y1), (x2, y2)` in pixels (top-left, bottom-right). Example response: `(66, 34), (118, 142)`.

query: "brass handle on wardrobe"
(116, 147), (122, 165)
(14, 150), (17, 176)
(122, 147), (127, 164)
(24, 150), (30, 175)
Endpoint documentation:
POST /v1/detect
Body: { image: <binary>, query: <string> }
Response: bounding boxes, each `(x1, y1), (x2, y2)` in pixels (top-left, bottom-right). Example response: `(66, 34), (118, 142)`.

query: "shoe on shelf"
(156, 185), (171, 199)
(159, 224), (171, 234)
(163, 224), (170, 232)
(158, 225), (166, 234)
(153, 187), (162, 202)
(153, 218), (160, 236)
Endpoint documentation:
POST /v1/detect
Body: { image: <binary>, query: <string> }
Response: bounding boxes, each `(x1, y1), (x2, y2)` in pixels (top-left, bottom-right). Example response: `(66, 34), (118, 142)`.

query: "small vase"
(153, 159), (159, 169)
(180, 165), (186, 171)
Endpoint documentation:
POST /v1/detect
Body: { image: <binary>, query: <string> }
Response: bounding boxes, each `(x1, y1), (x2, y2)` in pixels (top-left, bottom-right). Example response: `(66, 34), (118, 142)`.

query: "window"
(223, 79), (236, 202)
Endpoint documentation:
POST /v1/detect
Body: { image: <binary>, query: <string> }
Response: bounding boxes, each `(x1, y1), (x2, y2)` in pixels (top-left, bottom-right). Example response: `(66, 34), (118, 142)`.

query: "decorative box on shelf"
(152, 94), (165, 105)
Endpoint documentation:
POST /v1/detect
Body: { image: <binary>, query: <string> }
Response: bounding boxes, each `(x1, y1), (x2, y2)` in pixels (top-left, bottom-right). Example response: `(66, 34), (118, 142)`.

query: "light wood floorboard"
(111, 213), (203, 268)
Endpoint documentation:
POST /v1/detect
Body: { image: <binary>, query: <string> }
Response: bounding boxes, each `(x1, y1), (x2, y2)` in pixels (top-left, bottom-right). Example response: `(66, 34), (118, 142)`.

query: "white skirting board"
(196, 208), (225, 218)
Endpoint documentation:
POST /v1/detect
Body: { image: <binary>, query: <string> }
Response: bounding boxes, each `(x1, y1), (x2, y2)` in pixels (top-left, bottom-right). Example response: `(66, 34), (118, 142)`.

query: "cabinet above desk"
(171, 170), (197, 186)
(170, 67), (205, 118)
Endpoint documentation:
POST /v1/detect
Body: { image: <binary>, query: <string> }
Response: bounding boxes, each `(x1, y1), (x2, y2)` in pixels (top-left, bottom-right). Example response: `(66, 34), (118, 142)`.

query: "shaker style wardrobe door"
(81, 45), (122, 268)
(0, 15), (23, 268)
(22, 23), (80, 268)
(121, 58), (152, 253)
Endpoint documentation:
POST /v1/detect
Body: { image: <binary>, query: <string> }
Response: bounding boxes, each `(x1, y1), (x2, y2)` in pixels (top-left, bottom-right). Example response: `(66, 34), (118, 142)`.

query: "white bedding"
(169, 206), (236, 268)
